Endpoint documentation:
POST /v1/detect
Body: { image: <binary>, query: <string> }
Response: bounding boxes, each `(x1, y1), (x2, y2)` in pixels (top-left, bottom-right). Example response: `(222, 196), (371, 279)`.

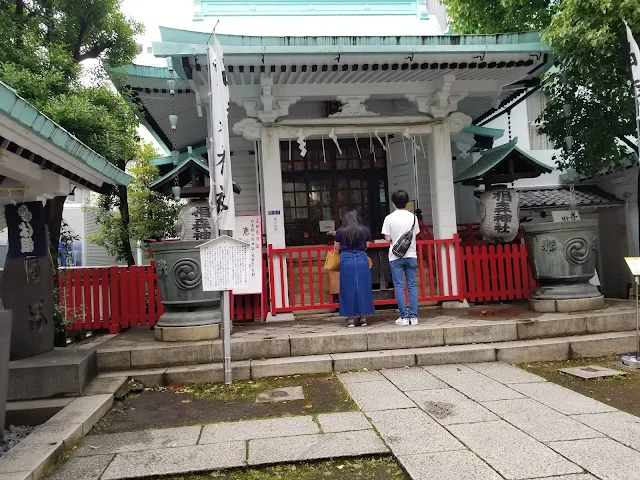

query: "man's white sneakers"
(395, 317), (419, 326)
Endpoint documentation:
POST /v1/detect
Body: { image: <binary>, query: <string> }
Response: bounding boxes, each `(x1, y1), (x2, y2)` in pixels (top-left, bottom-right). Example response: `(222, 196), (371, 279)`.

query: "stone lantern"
(148, 152), (241, 341)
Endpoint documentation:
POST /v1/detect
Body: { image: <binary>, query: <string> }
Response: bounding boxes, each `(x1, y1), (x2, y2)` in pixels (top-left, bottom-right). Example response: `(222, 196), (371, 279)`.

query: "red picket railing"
(460, 243), (536, 303)
(59, 261), (268, 333)
(58, 264), (164, 334)
(267, 236), (464, 314)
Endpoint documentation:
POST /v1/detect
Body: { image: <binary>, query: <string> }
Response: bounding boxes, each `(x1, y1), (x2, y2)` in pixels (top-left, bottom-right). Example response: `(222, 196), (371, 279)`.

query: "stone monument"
(1, 202), (53, 360)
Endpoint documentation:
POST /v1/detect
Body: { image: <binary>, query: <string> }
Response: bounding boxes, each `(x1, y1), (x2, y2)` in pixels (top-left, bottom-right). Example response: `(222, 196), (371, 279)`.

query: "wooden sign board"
(551, 210), (581, 222)
(232, 215), (263, 294)
(199, 235), (250, 291)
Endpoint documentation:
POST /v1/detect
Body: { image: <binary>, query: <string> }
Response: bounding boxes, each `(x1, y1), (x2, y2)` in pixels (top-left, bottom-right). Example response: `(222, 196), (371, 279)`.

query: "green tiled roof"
(0, 80), (131, 187)
(454, 138), (552, 185)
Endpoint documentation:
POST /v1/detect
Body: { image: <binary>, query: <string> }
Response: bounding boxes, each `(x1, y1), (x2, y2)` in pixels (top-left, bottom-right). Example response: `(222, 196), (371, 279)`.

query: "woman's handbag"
(324, 249), (340, 271)
(324, 250), (373, 271)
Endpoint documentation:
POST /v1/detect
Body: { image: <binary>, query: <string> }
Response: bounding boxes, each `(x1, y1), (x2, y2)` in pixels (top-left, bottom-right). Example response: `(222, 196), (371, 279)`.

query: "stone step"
(97, 330), (638, 386)
(96, 309), (638, 372)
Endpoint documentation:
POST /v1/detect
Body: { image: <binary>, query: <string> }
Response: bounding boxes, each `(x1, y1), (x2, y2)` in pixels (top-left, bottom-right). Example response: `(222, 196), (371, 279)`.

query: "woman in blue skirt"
(334, 209), (375, 327)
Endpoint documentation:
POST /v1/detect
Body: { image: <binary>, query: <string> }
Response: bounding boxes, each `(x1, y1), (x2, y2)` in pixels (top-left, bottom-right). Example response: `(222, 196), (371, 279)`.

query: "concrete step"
(97, 330), (638, 386)
(96, 308), (638, 372)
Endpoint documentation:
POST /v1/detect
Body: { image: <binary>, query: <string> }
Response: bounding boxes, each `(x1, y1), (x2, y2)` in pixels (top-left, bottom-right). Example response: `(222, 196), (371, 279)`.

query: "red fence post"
(267, 244), (277, 315)
(109, 266), (121, 334)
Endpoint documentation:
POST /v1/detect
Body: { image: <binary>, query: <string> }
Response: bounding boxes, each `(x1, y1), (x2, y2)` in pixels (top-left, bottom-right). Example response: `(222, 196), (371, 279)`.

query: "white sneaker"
(409, 317), (419, 326)
(395, 318), (411, 326)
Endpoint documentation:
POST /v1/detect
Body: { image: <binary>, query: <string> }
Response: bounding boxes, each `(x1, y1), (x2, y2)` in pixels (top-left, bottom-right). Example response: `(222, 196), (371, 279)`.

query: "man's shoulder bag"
(391, 214), (416, 258)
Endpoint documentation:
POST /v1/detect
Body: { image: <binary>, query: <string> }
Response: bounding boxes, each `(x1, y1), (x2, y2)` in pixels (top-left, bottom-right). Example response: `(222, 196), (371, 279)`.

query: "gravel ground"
(1, 425), (37, 457)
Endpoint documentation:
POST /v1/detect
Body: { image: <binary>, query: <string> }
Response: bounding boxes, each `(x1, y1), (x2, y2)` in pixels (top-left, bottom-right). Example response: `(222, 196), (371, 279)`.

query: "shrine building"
(110, 0), (552, 314)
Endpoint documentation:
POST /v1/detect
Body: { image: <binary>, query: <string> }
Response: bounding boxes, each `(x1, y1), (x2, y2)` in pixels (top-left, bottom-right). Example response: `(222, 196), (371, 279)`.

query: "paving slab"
(48, 454), (114, 480)
(510, 382), (617, 415)
(0, 436), (63, 479)
(481, 398), (603, 442)
(407, 388), (498, 425)
(559, 365), (626, 379)
(549, 437), (640, 480)
(100, 442), (246, 479)
(380, 367), (447, 392)
(337, 370), (384, 384)
(316, 412), (372, 433)
(0, 473), (32, 480)
(436, 372), (524, 402)
(247, 430), (388, 466)
(529, 476), (597, 480)
(465, 362), (547, 384)
(199, 416), (318, 443)
(398, 450), (502, 480)
(342, 380), (415, 412)
(366, 408), (464, 455)
(75, 426), (201, 456)
(448, 420), (583, 480)
(422, 364), (475, 377)
(256, 386), (305, 403)
(46, 394), (114, 435)
(571, 411), (640, 451)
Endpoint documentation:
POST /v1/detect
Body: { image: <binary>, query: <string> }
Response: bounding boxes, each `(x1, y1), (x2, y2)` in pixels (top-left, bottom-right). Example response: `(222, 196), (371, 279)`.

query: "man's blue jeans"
(390, 257), (418, 319)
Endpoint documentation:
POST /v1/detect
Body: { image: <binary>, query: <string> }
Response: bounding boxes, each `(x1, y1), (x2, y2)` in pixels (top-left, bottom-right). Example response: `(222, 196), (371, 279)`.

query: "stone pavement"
(49, 363), (640, 480)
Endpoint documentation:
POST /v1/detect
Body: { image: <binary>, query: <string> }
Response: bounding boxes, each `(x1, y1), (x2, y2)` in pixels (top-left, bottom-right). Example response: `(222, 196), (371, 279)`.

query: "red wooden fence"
(59, 242), (536, 333)
(59, 262), (266, 333)
(460, 243), (536, 303)
(58, 264), (164, 334)
(267, 237), (464, 314)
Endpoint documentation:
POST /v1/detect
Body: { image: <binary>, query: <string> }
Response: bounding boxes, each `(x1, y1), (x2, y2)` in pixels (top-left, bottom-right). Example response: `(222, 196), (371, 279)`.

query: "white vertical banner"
(625, 21), (640, 122)
(207, 35), (236, 232)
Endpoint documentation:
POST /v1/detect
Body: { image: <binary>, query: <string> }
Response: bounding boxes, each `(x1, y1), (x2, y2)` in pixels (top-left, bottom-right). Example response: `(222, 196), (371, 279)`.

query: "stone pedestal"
(151, 240), (222, 341)
(0, 310), (12, 437)
(523, 219), (604, 312)
(8, 348), (97, 401)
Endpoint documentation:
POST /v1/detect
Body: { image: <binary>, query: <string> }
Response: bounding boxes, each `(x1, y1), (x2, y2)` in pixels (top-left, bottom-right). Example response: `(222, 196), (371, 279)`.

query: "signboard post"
(623, 257), (640, 368)
(199, 235), (251, 384)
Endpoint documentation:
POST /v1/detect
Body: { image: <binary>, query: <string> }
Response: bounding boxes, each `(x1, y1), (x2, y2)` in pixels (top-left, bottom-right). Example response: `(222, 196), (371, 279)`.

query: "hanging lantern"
(169, 115), (178, 130)
(478, 185), (519, 244)
(172, 186), (181, 201)
(167, 79), (176, 95)
(171, 150), (180, 166)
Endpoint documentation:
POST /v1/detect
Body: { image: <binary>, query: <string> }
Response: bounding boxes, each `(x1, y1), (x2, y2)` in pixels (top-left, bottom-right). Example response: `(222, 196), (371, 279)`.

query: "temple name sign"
(199, 235), (250, 292)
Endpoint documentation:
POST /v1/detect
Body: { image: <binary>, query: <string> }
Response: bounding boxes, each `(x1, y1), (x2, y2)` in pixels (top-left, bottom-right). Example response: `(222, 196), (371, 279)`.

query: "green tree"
(445, 0), (640, 176)
(89, 143), (180, 265)
(0, 0), (143, 260)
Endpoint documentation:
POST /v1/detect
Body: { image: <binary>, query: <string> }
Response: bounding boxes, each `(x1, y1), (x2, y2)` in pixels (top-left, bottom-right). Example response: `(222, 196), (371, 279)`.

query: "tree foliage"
(445, 0), (640, 176)
(88, 143), (180, 265)
(0, 0), (143, 259)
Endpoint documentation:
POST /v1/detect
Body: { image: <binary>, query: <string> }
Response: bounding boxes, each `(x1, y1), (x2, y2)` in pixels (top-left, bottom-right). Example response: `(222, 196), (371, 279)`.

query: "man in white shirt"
(382, 190), (420, 326)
